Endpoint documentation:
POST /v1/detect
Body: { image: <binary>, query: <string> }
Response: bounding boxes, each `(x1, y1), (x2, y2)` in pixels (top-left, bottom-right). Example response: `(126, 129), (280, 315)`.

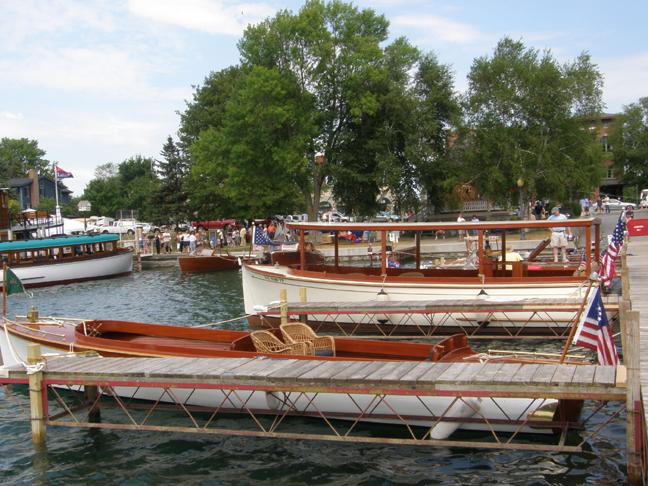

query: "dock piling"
(625, 309), (644, 484)
(26, 343), (46, 446)
(299, 287), (308, 323)
(84, 385), (101, 423)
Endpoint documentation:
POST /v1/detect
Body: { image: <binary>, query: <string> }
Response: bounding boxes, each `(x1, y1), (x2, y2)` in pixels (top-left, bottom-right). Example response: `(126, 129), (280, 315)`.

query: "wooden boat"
(178, 253), (242, 272)
(0, 316), (583, 438)
(242, 218), (602, 333)
(0, 234), (132, 288)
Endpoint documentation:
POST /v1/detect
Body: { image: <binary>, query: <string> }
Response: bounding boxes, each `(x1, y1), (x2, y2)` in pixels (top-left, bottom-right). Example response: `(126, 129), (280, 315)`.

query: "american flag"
(573, 288), (619, 365)
(599, 216), (625, 284)
(253, 226), (274, 246)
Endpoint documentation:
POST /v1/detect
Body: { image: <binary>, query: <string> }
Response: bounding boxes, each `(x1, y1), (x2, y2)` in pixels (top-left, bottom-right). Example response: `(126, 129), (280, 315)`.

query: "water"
(0, 268), (628, 484)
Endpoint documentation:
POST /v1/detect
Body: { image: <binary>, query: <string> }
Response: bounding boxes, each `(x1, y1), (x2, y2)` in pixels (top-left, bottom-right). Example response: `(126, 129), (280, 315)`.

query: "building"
(585, 113), (623, 198)
(8, 169), (72, 210)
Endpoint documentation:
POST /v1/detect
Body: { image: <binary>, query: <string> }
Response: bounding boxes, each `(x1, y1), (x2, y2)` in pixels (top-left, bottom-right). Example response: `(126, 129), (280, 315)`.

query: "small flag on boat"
(3, 266), (27, 296)
(55, 165), (74, 179)
(253, 226), (274, 246)
(599, 216), (624, 285)
(573, 288), (618, 365)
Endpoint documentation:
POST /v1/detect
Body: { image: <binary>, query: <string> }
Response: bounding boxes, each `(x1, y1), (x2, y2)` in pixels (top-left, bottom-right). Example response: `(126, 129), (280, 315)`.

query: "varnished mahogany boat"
(0, 317), (582, 438)
(243, 219), (602, 333)
(178, 253), (242, 272)
(0, 234), (132, 288)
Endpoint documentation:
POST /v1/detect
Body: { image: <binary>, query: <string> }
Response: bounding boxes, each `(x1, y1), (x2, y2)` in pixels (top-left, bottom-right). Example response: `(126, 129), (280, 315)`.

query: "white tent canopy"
(61, 218), (86, 235)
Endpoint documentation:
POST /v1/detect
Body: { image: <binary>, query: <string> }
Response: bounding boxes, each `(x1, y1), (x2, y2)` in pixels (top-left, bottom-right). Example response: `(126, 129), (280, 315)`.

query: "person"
(267, 221), (276, 239)
(595, 197), (602, 214)
(240, 226), (247, 248)
(188, 231), (197, 255)
(498, 245), (523, 271)
(579, 197), (590, 217)
(465, 215), (479, 253)
(624, 205), (634, 223)
(388, 220), (400, 246)
(533, 201), (543, 220)
(603, 195), (610, 214)
(162, 230), (171, 253)
(154, 233), (161, 255)
(547, 207), (570, 263)
(387, 252), (400, 268)
(456, 212), (466, 240)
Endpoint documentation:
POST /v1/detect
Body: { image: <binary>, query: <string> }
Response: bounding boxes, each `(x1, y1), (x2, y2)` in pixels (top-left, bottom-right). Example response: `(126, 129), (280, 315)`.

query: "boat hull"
(178, 254), (240, 272)
(242, 263), (589, 334)
(0, 251), (133, 288)
(0, 326), (565, 438)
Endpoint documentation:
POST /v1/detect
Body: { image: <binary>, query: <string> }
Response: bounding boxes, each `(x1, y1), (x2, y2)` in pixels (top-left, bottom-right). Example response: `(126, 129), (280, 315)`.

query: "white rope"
(193, 306), (281, 329)
(2, 318), (45, 375)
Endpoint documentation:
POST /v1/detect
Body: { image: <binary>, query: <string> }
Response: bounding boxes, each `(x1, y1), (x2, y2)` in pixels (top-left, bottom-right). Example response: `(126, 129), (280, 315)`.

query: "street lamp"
(78, 200), (91, 233)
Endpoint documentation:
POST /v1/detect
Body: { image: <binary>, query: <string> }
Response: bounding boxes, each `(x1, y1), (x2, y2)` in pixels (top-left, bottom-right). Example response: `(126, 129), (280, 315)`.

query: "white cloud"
(599, 53), (648, 112)
(392, 14), (485, 44)
(128, 0), (275, 36)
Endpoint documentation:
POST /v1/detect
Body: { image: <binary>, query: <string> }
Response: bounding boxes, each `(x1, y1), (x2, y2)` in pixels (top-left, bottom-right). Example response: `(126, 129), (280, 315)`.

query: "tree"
(609, 97), (648, 188)
(152, 136), (190, 226)
(82, 157), (159, 220)
(459, 38), (604, 214)
(181, 0), (458, 220)
(0, 138), (49, 186)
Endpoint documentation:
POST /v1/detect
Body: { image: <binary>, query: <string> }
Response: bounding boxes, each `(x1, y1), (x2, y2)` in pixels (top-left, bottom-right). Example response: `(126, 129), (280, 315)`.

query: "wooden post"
(334, 231), (339, 271)
(279, 289), (288, 326)
(299, 230), (305, 271)
(27, 343), (46, 445)
(84, 385), (101, 423)
(622, 246), (631, 305)
(299, 287), (308, 324)
(625, 310), (644, 484)
(380, 230), (387, 276)
(619, 300), (630, 365)
(585, 225), (591, 275)
(415, 232), (421, 270)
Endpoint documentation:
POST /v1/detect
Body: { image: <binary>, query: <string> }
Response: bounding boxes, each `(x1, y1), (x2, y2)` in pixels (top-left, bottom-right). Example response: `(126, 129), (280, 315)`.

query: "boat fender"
(265, 391), (289, 411)
(429, 397), (482, 440)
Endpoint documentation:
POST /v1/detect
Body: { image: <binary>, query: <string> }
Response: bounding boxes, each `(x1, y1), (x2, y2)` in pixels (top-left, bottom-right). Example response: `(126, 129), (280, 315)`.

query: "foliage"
(152, 136), (190, 226)
(0, 138), (49, 186)
(180, 0), (459, 219)
(609, 97), (648, 188)
(82, 157), (159, 221)
(458, 38), (605, 211)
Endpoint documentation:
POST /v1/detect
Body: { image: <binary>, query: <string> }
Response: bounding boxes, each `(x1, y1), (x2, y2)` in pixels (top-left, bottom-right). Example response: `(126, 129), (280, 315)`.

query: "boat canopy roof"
(0, 234), (119, 252)
(286, 217), (600, 232)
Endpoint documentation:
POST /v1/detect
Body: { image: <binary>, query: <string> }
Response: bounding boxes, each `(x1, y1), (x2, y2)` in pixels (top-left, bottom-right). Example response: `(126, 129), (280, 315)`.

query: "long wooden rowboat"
(0, 317), (583, 439)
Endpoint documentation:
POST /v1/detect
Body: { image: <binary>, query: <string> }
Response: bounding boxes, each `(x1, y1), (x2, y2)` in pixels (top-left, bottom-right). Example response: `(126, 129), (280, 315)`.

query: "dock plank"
(471, 363), (505, 383)
(531, 365), (557, 384)
(552, 365), (577, 385)
(572, 365), (597, 385)
(491, 363), (522, 383)
(594, 366), (617, 386)
(510, 364), (540, 384)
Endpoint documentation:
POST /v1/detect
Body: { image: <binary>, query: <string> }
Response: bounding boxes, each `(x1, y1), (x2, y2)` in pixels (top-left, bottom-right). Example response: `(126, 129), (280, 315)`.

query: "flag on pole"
(572, 288), (619, 365)
(55, 166), (74, 179)
(3, 267), (26, 296)
(253, 226), (274, 246)
(599, 216), (625, 285)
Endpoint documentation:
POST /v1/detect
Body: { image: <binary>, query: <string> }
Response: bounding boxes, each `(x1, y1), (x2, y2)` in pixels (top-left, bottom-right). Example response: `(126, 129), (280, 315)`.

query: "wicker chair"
(250, 330), (312, 356)
(280, 323), (336, 357)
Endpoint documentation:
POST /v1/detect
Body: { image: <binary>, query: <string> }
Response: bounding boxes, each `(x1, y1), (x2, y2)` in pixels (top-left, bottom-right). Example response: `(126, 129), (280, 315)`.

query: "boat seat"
(250, 330), (312, 356)
(399, 271), (425, 278)
(280, 323), (335, 357)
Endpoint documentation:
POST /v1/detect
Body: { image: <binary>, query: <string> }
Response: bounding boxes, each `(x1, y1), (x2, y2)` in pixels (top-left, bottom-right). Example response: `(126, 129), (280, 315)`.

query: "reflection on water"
(0, 267), (628, 484)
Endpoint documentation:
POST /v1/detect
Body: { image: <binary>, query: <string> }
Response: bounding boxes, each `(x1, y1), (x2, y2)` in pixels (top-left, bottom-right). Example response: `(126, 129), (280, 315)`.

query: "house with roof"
(8, 169), (72, 210)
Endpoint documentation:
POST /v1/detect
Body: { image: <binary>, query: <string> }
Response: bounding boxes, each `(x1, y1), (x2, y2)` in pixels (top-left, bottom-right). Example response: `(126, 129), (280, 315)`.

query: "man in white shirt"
(547, 207), (570, 263)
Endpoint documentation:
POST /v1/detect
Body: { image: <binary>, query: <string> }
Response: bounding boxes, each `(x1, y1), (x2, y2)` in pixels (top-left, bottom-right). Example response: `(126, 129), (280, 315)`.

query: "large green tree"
(459, 38), (604, 214)
(152, 136), (190, 226)
(0, 138), (49, 186)
(609, 97), (648, 188)
(181, 0), (458, 220)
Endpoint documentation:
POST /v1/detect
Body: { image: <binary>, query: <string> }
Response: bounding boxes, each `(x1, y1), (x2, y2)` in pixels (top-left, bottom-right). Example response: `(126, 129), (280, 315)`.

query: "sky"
(1, 0), (647, 196)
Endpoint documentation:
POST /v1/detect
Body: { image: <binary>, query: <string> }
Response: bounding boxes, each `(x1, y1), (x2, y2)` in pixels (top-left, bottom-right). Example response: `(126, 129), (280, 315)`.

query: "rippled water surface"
(0, 267), (627, 484)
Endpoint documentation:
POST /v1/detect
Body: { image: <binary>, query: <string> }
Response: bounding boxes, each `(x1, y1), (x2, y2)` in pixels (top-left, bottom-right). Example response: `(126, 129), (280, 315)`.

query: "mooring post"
(27, 343), (46, 446)
(299, 287), (308, 324)
(625, 310), (644, 484)
(84, 385), (101, 423)
(280, 289), (288, 326)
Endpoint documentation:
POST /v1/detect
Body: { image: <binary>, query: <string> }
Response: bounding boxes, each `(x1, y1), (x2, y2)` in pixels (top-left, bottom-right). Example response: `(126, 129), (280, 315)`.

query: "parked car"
(373, 211), (400, 222)
(606, 198), (636, 211)
(321, 211), (349, 222)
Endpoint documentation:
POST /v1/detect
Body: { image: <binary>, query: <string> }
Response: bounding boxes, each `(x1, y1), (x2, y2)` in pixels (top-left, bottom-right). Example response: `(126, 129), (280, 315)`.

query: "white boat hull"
(0, 329), (558, 439)
(242, 264), (587, 330)
(0, 252), (132, 288)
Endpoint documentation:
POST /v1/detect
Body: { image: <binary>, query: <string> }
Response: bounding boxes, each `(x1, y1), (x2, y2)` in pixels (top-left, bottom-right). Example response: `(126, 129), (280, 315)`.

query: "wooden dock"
(625, 237), (648, 482)
(1, 352), (627, 453)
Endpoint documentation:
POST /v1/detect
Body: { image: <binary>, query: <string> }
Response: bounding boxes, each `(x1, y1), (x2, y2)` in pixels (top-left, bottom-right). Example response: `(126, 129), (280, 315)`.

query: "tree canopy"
(82, 156), (159, 221)
(609, 97), (648, 188)
(0, 138), (50, 186)
(180, 0), (459, 220)
(457, 38), (604, 209)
